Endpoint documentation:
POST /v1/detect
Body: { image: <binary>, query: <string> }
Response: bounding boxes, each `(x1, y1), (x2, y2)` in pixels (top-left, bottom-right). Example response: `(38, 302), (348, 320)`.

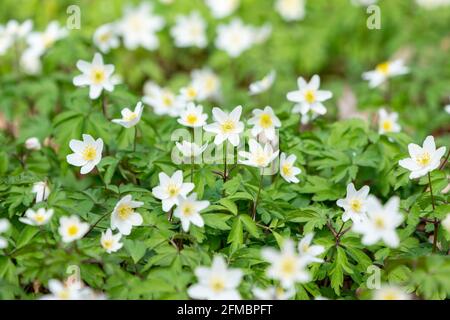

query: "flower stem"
(86, 211), (110, 236)
(101, 93), (108, 118)
(191, 155), (194, 183)
(223, 143), (228, 182)
(252, 173), (264, 220)
(428, 172), (439, 253)
(133, 126), (138, 152)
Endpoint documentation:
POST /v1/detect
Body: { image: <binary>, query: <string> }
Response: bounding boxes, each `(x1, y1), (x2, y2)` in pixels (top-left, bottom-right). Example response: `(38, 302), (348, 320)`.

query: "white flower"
(248, 106), (281, 141)
(73, 53), (116, 100)
(204, 106), (244, 146)
(190, 68), (221, 101)
(173, 193), (209, 232)
(445, 105), (450, 114)
(336, 183), (370, 223)
(20, 49), (42, 75)
(93, 23), (120, 53)
(0, 26), (13, 55)
(66, 134), (103, 175)
(362, 59), (409, 88)
(117, 3), (164, 50)
(238, 139), (279, 168)
(112, 101), (144, 128)
(26, 21), (67, 56)
(177, 103), (208, 128)
(176, 141), (208, 162)
(19, 208), (54, 226)
(179, 84), (201, 103)
(205, 0), (240, 18)
(100, 228), (123, 253)
(279, 153), (301, 183)
(110, 195), (144, 236)
(373, 285), (410, 300)
(261, 239), (310, 288)
(5, 19), (33, 39)
(249, 70), (276, 96)
(253, 286), (295, 300)
(0, 219), (10, 249)
(442, 214), (450, 234)
(275, 0), (306, 21)
(215, 19), (254, 58)
(378, 108), (401, 134)
(416, 0), (450, 9)
(143, 82), (184, 117)
(252, 23), (272, 44)
(25, 137), (41, 150)
(188, 255), (243, 300)
(287, 74), (333, 117)
(58, 215), (89, 243)
(152, 170), (195, 212)
(41, 279), (82, 300)
(352, 196), (403, 248)
(298, 233), (325, 264)
(170, 12), (207, 48)
(398, 135), (446, 179)
(32, 181), (50, 203)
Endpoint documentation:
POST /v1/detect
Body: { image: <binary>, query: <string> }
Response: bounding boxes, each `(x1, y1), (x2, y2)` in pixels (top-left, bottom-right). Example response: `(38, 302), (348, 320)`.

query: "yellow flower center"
(186, 87), (197, 99)
(376, 62), (390, 75)
(117, 204), (133, 220)
(91, 69), (105, 84)
(67, 225), (79, 237)
(209, 277), (225, 293)
(43, 35), (54, 49)
(35, 214), (45, 223)
(186, 113), (198, 125)
(162, 94), (173, 107)
(124, 113), (137, 121)
(259, 113), (273, 129)
(301, 243), (310, 253)
(280, 256), (296, 276)
(102, 239), (113, 249)
(99, 32), (111, 43)
(167, 184), (179, 197)
(58, 289), (71, 300)
(374, 216), (385, 229)
(282, 164), (292, 177)
(82, 146), (97, 161)
(350, 199), (362, 213)
(255, 154), (268, 167)
(416, 152), (431, 167)
(182, 204), (195, 217)
(381, 290), (399, 300)
(304, 90), (316, 103)
(382, 120), (393, 132)
(205, 77), (216, 91)
(221, 120), (235, 133)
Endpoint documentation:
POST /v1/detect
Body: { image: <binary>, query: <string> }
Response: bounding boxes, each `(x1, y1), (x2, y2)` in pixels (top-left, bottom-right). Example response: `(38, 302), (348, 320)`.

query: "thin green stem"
(223, 143), (228, 182)
(252, 173), (264, 220)
(133, 126), (138, 152)
(428, 172), (439, 253)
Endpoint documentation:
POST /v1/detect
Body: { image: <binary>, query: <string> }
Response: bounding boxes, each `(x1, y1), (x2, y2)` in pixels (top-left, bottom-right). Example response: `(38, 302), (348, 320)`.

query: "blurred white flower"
(5, 19), (33, 40)
(58, 215), (89, 243)
(288, 74), (333, 118)
(248, 106), (281, 141)
(179, 84), (201, 102)
(442, 214), (450, 234)
(373, 285), (410, 300)
(111, 195), (144, 236)
(0, 26), (13, 55)
(249, 70), (276, 96)
(117, 3), (164, 50)
(253, 286), (295, 300)
(174, 193), (209, 232)
(215, 19), (254, 58)
(444, 105), (450, 114)
(93, 23), (120, 53)
(204, 106), (244, 146)
(362, 59), (409, 88)
(205, 0), (240, 18)
(101, 228), (123, 253)
(112, 101), (144, 128)
(73, 53), (116, 99)
(190, 68), (221, 101)
(336, 183), (370, 223)
(152, 170), (195, 212)
(176, 141), (208, 161)
(41, 279), (82, 300)
(66, 134), (103, 175)
(143, 82), (184, 117)
(352, 196), (403, 248)
(177, 103), (208, 128)
(26, 21), (67, 56)
(262, 239), (310, 288)
(32, 181), (50, 203)
(279, 153), (301, 183)
(378, 108), (401, 135)
(188, 255), (243, 300)
(170, 12), (207, 48)
(19, 48), (42, 75)
(398, 135), (446, 179)
(275, 0), (306, 21)
(416, 0), (450, 9)
(25, 137), (41, 150)
(252, 23), (272, 44)
(298, 233), (325, 264)
(0, 219), (10, 249)
(20, 208), (54, 226)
